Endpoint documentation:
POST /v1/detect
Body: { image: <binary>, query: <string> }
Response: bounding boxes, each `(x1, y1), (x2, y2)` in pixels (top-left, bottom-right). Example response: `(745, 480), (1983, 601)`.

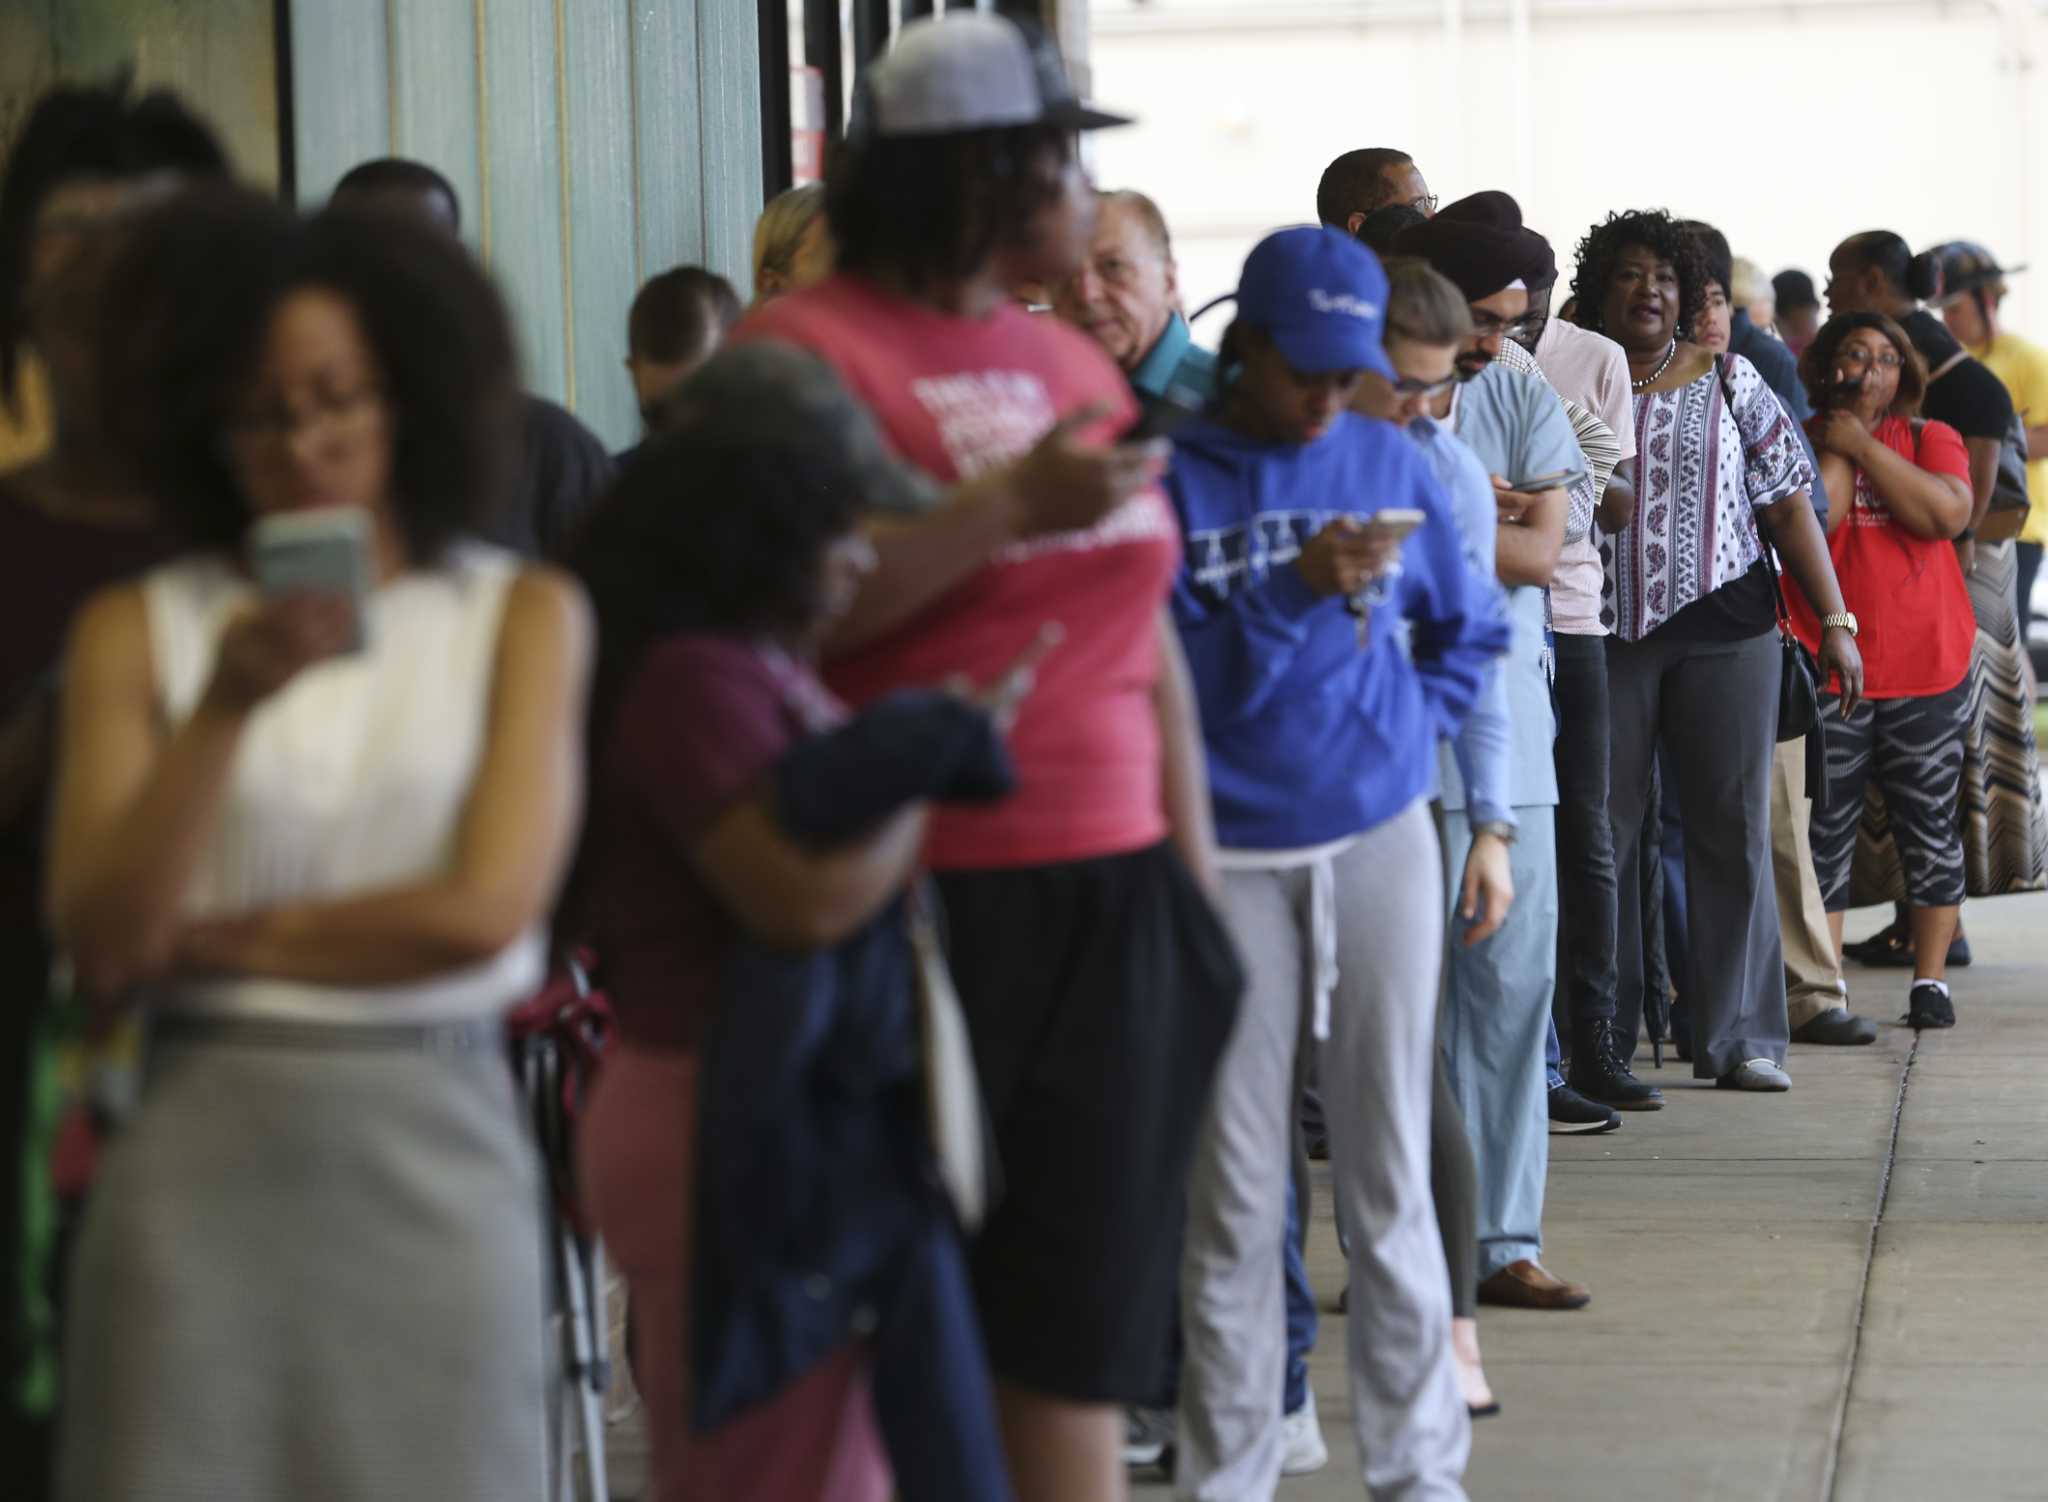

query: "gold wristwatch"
(1821, 611), (1859, 638)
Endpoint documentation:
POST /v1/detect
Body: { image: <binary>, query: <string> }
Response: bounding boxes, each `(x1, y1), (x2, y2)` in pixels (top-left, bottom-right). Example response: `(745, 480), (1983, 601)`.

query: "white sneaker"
(1123, 1406), (1175, 1470)
(1280, 1399), (1329, 1477)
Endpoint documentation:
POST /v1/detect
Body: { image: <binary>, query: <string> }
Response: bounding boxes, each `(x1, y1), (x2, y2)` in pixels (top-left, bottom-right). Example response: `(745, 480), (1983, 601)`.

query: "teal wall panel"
(386, 0), (483, 249)
(289, 0), (390, 201)
(562, 0), (640, 448)
(696, 0), (764, 292)
(632, 0), (706, 280)
(478, 0), (569, 404)
(289, 0), (764, 452)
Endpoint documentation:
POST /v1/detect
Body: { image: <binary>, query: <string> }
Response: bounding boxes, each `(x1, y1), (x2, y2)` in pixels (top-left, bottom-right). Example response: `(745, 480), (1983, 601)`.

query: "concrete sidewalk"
(1141, 890), (2048, 1502)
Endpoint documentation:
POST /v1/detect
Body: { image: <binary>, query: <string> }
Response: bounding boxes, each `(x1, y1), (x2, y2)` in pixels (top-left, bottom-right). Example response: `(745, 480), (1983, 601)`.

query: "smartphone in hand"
(1363, 507), (1428, 542)
(248, 507), (372, 653)
(1502, 469), (1578, 495)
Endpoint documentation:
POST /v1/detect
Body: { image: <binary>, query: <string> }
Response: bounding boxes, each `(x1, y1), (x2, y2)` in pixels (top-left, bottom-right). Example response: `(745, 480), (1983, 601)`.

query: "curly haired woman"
(1570, 210), (1862, 1092)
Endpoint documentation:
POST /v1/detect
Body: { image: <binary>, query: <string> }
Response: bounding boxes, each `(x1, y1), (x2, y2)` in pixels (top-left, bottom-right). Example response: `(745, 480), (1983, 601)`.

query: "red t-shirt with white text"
(735, 274), (1180, 871)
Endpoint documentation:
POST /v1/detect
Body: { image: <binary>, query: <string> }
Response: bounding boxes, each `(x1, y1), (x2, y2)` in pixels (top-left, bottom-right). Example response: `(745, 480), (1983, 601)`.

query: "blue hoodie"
(1167, 411), (1512, 851)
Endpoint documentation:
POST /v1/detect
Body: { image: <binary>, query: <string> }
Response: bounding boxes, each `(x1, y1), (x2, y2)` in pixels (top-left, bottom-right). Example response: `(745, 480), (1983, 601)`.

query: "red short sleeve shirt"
(736, 275), (1181, 871)
(1786, 416), (1976, 699)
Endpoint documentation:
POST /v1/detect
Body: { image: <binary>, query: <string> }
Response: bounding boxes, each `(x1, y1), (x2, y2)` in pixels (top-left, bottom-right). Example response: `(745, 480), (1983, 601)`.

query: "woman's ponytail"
(1907, 250), (1942, 304)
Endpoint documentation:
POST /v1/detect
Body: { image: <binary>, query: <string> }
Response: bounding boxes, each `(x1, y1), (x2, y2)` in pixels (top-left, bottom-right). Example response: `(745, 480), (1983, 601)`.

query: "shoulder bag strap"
(1715, 354), (1797, 635)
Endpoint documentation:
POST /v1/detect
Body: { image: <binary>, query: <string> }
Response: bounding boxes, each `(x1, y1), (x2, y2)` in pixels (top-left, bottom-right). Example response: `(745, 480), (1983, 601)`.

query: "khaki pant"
(1771, 736), (1848, 1028)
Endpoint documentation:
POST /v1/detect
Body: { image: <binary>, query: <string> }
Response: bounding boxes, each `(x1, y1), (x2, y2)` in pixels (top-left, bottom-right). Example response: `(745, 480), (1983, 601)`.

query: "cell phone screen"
(249, 509), (372, 652)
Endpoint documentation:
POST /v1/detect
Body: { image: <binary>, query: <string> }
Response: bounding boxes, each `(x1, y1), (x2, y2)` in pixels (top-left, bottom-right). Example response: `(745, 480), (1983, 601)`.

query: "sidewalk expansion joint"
(1819, 1031), (1923, 1502)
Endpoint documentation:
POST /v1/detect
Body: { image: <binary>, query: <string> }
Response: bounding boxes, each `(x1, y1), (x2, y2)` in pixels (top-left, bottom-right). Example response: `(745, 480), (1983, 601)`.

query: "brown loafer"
(1477, 1259), (1591, 1311)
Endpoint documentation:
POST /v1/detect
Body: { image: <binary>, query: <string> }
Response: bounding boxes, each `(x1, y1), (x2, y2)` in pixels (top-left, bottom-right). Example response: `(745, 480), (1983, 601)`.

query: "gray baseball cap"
(853, 13), (1131, 140)
(654, 342), (937, 516)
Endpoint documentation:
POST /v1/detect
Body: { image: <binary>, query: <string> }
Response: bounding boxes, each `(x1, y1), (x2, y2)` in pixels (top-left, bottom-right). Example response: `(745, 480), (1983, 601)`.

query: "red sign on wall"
(793, 65), (825, 185)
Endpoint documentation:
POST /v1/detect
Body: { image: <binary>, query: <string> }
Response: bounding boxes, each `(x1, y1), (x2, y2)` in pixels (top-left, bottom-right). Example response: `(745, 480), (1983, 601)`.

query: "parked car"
(2032, 568), (2048, 685)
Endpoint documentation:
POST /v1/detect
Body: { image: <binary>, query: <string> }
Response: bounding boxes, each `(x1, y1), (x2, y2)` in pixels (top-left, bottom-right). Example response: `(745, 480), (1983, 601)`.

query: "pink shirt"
(736, 275), (1180, 871)
(1533, 319), (1636, 636)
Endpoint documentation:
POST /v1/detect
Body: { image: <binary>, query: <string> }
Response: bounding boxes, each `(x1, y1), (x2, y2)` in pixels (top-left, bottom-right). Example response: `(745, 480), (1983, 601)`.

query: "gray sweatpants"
(1178, 801), (1471, 1502)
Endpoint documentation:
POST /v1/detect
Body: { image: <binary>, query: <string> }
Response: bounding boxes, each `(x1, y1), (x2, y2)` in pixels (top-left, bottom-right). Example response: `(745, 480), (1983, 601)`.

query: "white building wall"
(1087, 0), (2045, 340)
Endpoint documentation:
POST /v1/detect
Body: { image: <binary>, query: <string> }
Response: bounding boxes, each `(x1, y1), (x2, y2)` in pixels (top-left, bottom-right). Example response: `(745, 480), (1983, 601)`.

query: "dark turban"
(1393, 191), (1556, 303)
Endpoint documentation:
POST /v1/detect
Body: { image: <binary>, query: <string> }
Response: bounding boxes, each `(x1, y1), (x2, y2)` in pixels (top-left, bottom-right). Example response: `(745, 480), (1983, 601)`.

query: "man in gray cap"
(736, 17), (1238, 1502)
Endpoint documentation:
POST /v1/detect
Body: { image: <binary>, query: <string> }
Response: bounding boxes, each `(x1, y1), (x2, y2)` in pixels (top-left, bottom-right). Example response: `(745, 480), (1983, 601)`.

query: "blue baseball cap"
(1235, 226), (1394, 379)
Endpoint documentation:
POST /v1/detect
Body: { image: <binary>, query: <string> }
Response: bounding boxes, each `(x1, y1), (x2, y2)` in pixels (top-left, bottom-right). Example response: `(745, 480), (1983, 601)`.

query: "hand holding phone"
(209, 507), (372, 712)
(205, 595), (360, 714)
(1502, 469), (1577, 495)
(248, 507), (372, 652)
(1012, 404), (1168, 539)
(1363, 507), (1427, 542)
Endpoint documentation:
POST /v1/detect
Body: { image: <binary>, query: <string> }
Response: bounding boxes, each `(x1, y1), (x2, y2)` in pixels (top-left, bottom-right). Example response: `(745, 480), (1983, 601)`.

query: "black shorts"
(934, 841), (1241, 1404)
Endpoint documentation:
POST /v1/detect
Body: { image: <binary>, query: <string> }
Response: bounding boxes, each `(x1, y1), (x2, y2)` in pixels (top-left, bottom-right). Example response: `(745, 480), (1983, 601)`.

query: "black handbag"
(1716, 357), (1828, 798)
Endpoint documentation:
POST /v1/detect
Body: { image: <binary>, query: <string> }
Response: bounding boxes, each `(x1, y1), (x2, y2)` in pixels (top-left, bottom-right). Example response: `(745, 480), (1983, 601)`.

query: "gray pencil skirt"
(55, 1015), (553, 1502)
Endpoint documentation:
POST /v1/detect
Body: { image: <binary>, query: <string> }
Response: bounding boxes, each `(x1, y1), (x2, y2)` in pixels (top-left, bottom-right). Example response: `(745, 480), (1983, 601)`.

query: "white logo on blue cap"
(1307, 289), (1380, 321)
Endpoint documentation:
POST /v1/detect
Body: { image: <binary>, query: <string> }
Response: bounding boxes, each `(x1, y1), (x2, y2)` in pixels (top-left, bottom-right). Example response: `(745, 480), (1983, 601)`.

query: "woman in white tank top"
(43, 186), (591, 1501)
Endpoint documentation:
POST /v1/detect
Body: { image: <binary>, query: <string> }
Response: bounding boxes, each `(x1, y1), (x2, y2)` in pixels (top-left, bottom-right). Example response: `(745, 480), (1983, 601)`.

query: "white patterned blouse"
(1603, 354), (1812, 641)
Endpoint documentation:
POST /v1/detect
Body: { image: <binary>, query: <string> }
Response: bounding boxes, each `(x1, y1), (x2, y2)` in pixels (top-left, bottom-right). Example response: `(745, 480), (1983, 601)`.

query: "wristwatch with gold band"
(1821, 611), (1859, 638)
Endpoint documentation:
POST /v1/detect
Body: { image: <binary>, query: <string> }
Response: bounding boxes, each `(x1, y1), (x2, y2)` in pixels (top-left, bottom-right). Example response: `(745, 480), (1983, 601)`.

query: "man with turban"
(1391, 192), (1613, 1313)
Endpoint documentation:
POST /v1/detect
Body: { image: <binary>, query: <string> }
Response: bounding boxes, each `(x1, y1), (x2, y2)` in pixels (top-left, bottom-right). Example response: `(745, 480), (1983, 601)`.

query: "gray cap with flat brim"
(852, 12), (1131, 140)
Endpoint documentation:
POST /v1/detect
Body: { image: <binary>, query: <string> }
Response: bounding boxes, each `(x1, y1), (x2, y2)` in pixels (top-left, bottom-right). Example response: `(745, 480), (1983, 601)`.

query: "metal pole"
(853, 0), (892, 71)
(1441, 0), (1464, 195)
(1991, 0), (2037, 329)
(1508, 0), (1533, 204)
(759, 0), (795, 198)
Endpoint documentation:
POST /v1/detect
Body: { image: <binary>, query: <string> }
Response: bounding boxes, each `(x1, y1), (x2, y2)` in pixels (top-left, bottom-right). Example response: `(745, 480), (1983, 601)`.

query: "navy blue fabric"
(1166, 412), (1511, 849)
(690, 698), (1016, 1502)
(772, 690), (1016, 842)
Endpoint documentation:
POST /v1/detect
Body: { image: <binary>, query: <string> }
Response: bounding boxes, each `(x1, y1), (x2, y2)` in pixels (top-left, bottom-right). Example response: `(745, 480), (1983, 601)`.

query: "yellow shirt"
(1971, 330), (2048, 545)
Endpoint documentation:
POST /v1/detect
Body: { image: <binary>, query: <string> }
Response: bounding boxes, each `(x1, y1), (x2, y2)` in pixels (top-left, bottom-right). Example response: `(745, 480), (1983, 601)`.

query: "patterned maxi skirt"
(1851, 538), (2048, 904)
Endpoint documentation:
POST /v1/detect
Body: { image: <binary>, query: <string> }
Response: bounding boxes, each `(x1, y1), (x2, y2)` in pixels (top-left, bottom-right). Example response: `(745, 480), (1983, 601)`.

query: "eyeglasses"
(1408, 194), (1441, 216)
(1468, 309), (1536, 342)
(227, 383), (386, 454)
(1836, 346), (1903, 370)
(1392, 373), (1459, 399)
